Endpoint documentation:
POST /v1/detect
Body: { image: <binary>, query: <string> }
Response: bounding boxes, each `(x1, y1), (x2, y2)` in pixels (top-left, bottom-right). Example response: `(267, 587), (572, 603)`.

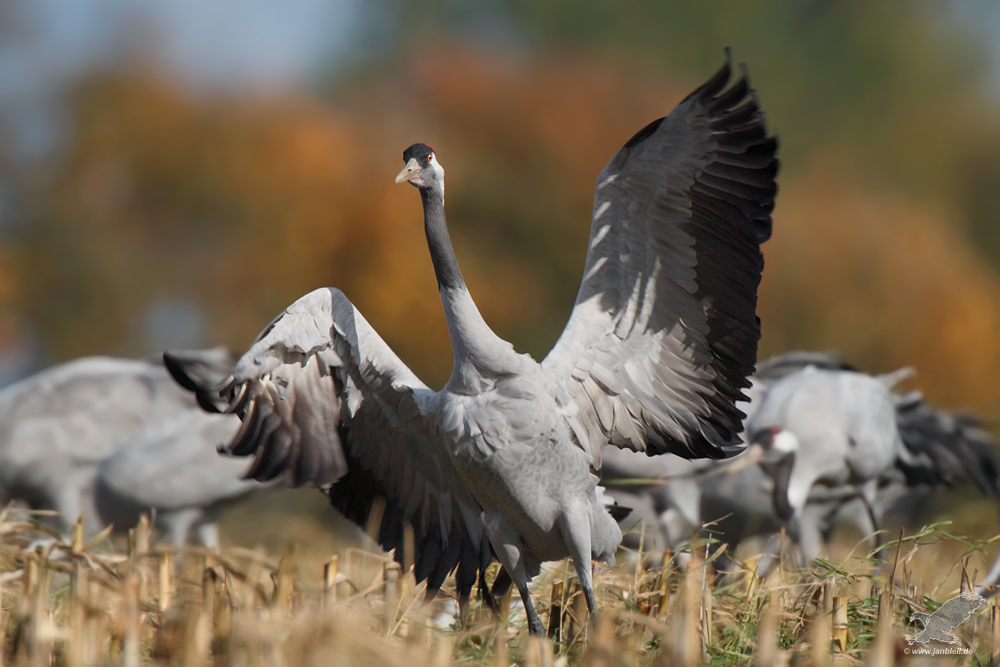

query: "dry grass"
(2, 506), (999, 666)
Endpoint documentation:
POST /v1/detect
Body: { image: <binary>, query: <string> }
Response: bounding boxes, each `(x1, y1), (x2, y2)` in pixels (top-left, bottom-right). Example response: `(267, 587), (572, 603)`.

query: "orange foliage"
(14, 61), (553, 386)
(8, 45), (1000, 416)
(402, 48), (688, 187)
(761, 155), (1000, 417)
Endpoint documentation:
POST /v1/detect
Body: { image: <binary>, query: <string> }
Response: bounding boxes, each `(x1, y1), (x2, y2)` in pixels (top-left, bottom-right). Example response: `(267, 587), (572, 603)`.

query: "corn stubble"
(0, 510), (996, 666)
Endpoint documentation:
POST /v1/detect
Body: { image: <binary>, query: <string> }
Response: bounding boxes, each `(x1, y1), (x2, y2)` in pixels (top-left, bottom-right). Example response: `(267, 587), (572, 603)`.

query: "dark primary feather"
(753, 351), (857, 382)
(159, 347), (236, 387)
(893, 392), (1000, 497)
(682, 61), (777, 420)
(543, 54), (779, 461)
(163, 349), (239, 415)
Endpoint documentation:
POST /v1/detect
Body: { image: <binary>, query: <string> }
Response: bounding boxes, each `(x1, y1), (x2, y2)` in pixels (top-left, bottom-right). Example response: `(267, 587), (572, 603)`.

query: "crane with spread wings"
(166, 53), (778, 634)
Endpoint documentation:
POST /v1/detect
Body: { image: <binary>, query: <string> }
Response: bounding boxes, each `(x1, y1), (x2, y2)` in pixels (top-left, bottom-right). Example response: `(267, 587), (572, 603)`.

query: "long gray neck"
(421, 188), (463, 292)
(420, 187), (515, 387)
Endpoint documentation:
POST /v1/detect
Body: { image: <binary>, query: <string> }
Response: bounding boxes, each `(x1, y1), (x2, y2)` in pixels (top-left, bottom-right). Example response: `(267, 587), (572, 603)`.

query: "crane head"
(750, 425), (799, 455)
(750, 425), (800, 521)
(395, 143), (445, 193)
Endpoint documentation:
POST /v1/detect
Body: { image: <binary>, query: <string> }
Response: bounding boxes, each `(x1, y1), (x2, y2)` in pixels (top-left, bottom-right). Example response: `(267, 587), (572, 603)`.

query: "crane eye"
(426, 155), (433, 162)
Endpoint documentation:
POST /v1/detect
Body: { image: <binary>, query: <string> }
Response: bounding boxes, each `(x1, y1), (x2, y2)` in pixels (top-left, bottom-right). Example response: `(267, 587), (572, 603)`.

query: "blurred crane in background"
(747, 365), (904, 532)
(0, 347), (265, 546)
(602, 352), (1000, 584)
(93, 407), (253, 548)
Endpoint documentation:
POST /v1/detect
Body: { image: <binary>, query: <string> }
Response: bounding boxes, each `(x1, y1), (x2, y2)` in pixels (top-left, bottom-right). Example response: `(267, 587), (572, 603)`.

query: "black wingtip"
(196, 392), (224, 414)
(163, 350), (227, 413)
(163, 351), (200, 392)
(618, 51), (745, 160)
(606, 502), (633, 522)
(692, 53), (734, 104)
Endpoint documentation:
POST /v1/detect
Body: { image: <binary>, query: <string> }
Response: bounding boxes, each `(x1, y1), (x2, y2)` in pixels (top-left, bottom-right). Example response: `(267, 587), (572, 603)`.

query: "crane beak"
(769, 452), (797, 521)
(724, 443), (764, 473)
(395, 158), (422, 185)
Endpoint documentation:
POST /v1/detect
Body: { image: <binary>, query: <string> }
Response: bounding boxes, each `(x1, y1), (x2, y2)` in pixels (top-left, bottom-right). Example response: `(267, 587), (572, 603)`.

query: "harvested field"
(0, 508), (997, 666)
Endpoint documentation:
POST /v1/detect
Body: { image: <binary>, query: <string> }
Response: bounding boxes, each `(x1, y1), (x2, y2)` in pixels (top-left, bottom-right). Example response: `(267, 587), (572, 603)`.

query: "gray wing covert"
(542, 55), (778, 463)
(164, 287), (490, 597)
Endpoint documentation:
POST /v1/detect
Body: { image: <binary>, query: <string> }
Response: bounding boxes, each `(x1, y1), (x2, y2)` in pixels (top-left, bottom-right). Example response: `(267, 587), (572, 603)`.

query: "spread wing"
(542, 55), (778, 462)
(164, 287), (491, 597)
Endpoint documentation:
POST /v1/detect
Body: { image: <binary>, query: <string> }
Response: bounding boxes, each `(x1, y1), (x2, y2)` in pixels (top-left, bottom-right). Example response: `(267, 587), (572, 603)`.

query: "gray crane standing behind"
(601, 352), (854, 560)
(93, 405), (250, 547)
(747, 363), (1000, 570)
(166, 54), (779, 635)
(0, 348), (260, 546)
(747, 365), (904, 534)
(603, 352), (1000, 585)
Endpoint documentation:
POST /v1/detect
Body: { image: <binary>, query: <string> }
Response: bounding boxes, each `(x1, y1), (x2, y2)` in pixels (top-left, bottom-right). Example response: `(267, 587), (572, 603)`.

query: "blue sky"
(0, 0), (368, 380)
(3, 1), (999, 112)
(1, 0), (363, 89)
(0, 0), (366, 157)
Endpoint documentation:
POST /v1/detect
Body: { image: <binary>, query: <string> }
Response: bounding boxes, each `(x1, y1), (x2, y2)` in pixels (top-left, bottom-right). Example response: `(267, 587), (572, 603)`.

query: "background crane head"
(750, 425), (799, 521)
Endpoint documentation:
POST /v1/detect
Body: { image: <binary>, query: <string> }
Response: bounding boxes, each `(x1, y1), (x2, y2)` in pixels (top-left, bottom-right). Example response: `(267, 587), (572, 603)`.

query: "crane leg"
(518, 582), (546, 636)
(479, 566), (513, 616)
(559, 511), (598, 616)
(976, 503), (1000, 594)
(794, 517), (823, 566)
(194, 521), (220, 549)
(482, 512), (545, 635)
(160, 507), (200, 546)
(858, 481), (885, 557)
(864, 502), (885, 556)
(53, 476), (97, 537)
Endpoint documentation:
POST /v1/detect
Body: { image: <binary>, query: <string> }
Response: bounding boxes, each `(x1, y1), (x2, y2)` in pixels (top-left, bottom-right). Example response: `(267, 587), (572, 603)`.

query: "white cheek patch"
(429, 154), (445, 201)
(772, 430), (799, 454)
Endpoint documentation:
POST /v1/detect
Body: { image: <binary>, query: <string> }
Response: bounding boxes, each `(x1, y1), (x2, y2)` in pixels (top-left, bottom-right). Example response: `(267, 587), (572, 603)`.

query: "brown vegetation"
(2, 507), (999, 665)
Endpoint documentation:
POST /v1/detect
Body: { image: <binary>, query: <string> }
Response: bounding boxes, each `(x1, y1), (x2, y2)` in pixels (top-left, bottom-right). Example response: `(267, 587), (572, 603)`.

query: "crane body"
(167, 55), (778, 634)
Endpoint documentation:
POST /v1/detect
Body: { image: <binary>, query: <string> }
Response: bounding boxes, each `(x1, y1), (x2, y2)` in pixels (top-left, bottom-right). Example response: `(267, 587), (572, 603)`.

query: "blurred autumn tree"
(399, 0), (992, 201)
(5, 66), (535, 387)
(372, 0), (1000, 414)
(2, 0), (1000, 421)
